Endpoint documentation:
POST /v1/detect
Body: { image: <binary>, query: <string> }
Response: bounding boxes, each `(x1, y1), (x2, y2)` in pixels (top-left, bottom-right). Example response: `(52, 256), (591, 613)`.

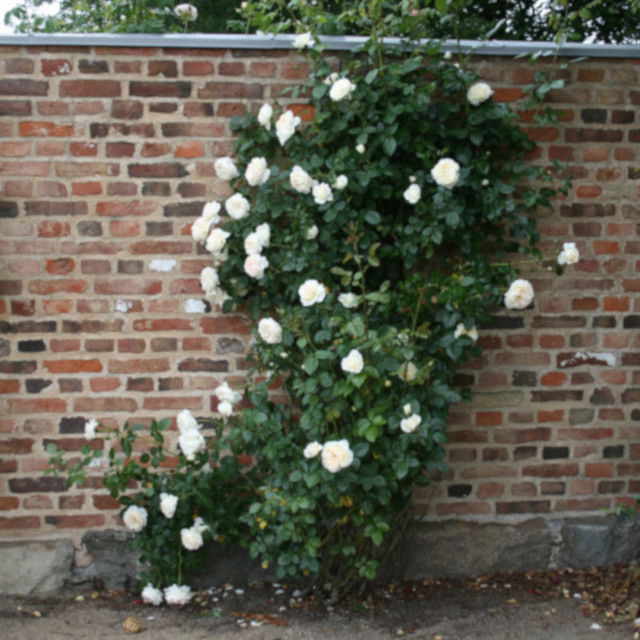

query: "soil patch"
(1, 564), (638, 639)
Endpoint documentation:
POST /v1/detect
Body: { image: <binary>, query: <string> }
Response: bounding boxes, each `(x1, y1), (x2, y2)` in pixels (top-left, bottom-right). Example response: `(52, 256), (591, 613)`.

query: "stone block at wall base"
(70, 530), (138, 589)
(0, 539), (74, 595)
(398, 518), (551, 579)
(560, 516), (640, 568)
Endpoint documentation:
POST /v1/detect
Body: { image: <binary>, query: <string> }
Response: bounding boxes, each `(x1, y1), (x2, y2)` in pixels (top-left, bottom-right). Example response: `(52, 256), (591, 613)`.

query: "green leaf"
(365, 210), (381, 225)
(382, 137), (396, 156)
(303, 355), (319, 375)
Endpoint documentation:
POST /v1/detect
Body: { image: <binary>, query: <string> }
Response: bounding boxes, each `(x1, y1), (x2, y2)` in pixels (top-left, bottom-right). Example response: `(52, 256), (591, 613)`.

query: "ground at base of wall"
(1, 566), (638, 640)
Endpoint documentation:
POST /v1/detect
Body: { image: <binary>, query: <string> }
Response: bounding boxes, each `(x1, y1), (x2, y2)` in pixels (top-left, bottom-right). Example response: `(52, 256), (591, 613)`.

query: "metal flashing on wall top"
(0, 31), (637, 58)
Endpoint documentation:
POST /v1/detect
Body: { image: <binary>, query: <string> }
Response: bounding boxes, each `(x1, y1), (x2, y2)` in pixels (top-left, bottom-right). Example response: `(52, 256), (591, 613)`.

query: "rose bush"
(48, 4), (577, 601)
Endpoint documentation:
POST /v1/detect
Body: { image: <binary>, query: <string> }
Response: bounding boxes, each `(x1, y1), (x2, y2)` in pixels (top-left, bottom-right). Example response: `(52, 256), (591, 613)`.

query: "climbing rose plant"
(49, 29), (578, 601)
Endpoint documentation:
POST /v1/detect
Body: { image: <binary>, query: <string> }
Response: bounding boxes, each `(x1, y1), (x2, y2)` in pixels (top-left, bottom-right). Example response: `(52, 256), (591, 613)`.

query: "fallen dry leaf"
(122, 616), (143, 633)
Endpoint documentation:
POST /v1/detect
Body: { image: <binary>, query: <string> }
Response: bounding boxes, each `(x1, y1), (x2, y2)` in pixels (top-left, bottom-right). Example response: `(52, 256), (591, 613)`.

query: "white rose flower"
(312, 182), (333, 205)
(398, 361), (418, 382)
(122, 505), (148, 532)
(214, 381), (242, 404)
(164, 584), (192, 606)
(340, 349), (364, 374)
(200, 266), (219, 296)
(403, 183), (421, 205)
(558, 242), (579, 266)
(245, 156), (270, 187)
(177, 408), (199, 433)
(225, 193), (250, 220)
(142, 583), (163, 606)
(206, 227), (230, 254)
(333, 174), (348, 190)
(356, 143), (365, 154)
(454, 323), (479, 341)
(321, 439), (354, 473)
(293, 31), (313, 49)
(174, 3), (198, 21)
(178, 428), (205, 461)
(298, 279), (326, 306)
(431, 158), (460, 189)
(191, 216), (213, 243)
(257, 103), (273, 130)
(217, 400), (233, 417)
(244, 231), (264, 256)
(303, 441), (323, 459)
(338, 293), (358, 309)
(214, 157), (239, 181)
(202, 200), (221, 223)
(504, 278), (534, 310)
(258, 317), (283, 344)
(400, 413), (421, 434)
(403, 403), (412, 416)
(181, 526), (204, 551)
(467, 81), (494, 106)
(244, 254), (269, 279)
(289, 165), (314, 194)
(306, 225), (319, 240)
(275, 110), (301, 147)
(84, 418), (98, 439)
(329, 77), (356, 102)
(159, 492), (178, 519)
(255, 223), (271, 247)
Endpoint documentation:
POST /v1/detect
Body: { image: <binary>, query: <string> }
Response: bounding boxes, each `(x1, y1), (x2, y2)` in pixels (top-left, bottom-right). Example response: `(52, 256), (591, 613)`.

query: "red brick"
(0, 497), (19, 510)
(435, 502), (491, 515)
(9, 398), (67, 413)
(541, 372), (567, 387)
(143, 397), (202, 411)
(29, 279), (86, 294)
(200, 316), (250, 335)
(73, 397), (138, 412)
(133, 318), (192, 331)
(41, 59), (72, 76)
(19, 121), (74, 137)
(44, 359), (102, 374)
(585, 462), (613, 478)
(92, 495), (120, 510)
(94, 279), (161, 295)
(522, 463), (579, 477)
(0, 380), (20, 393)
(108, 358), (170, 374)
(0, 516), (40, 530)
(183, 61), (214, 75)
(43, 300), (73, 314)
(475, 411), (502, 427)
(70, 142), (98, 157)
(59, 80), (121, 97)
(72, 181), (102, 196)
(45, 514), (106, 528)
(175, 141), (204, 158)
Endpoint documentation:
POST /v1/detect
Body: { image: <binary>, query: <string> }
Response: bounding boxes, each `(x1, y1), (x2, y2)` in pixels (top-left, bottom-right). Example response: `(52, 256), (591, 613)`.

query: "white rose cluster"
(340, 348), (364, 374)
(225, 193), (250, 220)
(214, 381), (243, 418)
(244, 254), (269, 279)
(181, 516), (208, 551)
(312, 182), (333, 205)
(400, 413), (421, 434)
(303, 441), (323, 459)
(245, 156), (270, 187)
(122, 505), (148, 532)
(289, 165), (315, 194)
(258, 317), (283, 344)
(403, 183), (421, 205)
(84, 418), (98, 439)
(199, 266), (229, 307)
(398, 361), (418, 382)
(333, 174), (348, 190)
(338, 292), (358, 309)
(214, 157), (239, 181)
(164, 584), (192, 606)
(191, 201), (221, 243)
(431, 158), (460, 189)
(329, 76), (356, 102)
(557, 242), (579, 266)
(159, 492), (178, 519)
(321, 439), (354, 473)
(257, 103), (272, 130)
(504, 278), (534, 310)
(298, 279), (326, 307)
(174, 3), (198, 21)
(142, 583), (163, 606)
(454, 323), (479, 342)
(467, 81), (494, 106)
(293, 31), (313, 49)
(177, 409), (205, 461)
(276, 110), (301, 146)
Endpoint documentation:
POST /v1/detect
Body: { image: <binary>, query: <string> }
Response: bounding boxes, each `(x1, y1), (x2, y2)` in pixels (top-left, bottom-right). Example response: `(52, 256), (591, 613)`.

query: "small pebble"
(590, 623), (602, 631)
(235, 588), (245, 595)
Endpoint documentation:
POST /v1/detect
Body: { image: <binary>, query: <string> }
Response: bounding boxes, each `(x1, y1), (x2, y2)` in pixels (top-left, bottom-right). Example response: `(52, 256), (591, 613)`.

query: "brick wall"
(0, 38), (638, 548)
